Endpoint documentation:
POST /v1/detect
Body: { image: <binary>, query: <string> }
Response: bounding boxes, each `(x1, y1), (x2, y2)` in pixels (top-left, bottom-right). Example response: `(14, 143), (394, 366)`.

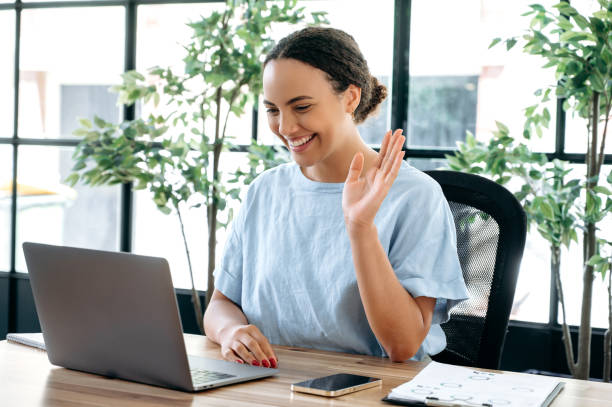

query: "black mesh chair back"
(425, 170), (526, 370)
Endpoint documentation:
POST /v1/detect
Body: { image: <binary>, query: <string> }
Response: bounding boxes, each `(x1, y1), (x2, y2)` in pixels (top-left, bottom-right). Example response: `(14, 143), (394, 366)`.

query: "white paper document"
(6, 332), (46, 351)
(387, 361), (564, 407)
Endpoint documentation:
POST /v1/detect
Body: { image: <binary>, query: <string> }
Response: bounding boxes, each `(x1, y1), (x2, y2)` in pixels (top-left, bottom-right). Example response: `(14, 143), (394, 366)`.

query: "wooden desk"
(1, 334), (611, 406)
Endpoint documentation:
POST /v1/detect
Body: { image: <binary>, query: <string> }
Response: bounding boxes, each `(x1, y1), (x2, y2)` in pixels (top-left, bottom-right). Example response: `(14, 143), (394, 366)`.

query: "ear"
(344, 84), (361, 115)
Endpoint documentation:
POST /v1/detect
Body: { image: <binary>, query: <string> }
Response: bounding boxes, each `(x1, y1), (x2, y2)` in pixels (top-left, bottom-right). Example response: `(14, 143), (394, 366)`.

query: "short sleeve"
(214, 223), (243, 307)
(388, 176), (469, 326)
(213, 185), (253, 307)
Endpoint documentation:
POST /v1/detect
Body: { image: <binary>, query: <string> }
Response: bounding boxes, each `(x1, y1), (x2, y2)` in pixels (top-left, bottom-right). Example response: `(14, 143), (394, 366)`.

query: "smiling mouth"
(287, 134), (317, 151)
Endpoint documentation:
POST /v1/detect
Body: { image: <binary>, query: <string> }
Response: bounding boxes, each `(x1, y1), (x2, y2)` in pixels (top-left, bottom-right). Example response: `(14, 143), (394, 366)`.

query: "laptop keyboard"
(190, 368), (236, 386)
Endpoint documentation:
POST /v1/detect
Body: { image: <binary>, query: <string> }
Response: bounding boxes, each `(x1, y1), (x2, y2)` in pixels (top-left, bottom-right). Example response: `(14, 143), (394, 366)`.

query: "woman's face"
(262, 58), (359, 169)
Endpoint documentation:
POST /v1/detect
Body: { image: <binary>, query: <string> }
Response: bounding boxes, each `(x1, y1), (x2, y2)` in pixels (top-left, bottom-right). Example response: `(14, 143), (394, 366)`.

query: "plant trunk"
(604, 261), (611, 382)
(177, 207), (204, 334)
(205, 87), (224, 308)
(206, 203), (218, 309)
(575, 92), (600, 380)
(552, 245), (576, 376)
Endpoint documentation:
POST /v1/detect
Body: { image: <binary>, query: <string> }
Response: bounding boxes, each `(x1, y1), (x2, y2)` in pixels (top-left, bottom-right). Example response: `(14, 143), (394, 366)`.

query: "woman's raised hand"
(342, 129), (405, 231)
(218, 323), (278, 368)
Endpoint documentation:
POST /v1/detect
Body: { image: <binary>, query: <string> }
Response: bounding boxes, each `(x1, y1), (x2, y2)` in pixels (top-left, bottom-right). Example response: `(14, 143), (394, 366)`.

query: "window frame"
(1, 0), (611, 337)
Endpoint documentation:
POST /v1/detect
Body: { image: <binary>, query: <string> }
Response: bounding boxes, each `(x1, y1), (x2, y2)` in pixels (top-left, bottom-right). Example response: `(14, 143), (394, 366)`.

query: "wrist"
(345, 220), (377, 238)
(217, 324), (237, 344)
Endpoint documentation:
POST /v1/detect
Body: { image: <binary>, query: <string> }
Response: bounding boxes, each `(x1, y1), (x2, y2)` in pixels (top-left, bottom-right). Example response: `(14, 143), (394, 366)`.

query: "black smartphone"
(291, 373), (382, 397)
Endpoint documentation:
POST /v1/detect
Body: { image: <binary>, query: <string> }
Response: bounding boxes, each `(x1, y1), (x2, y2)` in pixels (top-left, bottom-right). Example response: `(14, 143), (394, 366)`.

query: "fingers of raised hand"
(381, 130), (405, 176)
(375, 130), (393, 169)
(385, 149), (405, 184)
(346, 152), (365, 183)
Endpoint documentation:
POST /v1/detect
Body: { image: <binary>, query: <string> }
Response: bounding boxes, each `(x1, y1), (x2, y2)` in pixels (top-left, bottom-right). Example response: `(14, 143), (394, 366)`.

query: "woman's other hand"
(342, 129), (405, 231)
(204, 290), (278, 368)
(218, 323), (278, 368)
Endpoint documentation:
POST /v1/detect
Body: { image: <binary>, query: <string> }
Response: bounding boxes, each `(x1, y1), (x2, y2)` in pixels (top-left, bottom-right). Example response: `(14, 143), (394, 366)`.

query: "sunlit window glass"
(564, 113), (611, 154)
(19, 7), (124, 139)
(0, 145), (12, 271)
(15, 146), (120, 273)
(511, 232), (551, 323)
(137, 4), (252, 146)
(257, 0), (394, 146)
(0, 11), (15, 137)
(132, 152), (249, 290)
(406, 158), (447, 172)
(408, 0), (556, 152)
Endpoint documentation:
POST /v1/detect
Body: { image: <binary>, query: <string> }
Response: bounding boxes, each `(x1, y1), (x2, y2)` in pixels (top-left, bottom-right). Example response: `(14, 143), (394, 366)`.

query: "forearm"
(348, 223), (431, 361)
(203, 290), (248, 344)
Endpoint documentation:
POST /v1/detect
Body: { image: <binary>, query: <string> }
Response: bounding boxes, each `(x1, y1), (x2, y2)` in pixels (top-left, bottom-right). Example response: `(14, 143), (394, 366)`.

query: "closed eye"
(295, 104), (312, 112)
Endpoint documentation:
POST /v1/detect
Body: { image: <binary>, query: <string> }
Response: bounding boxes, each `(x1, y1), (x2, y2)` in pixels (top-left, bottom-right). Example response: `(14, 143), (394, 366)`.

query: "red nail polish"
(252, 360), (260, 366)
(262, 359), (269, 368)
(236, 359), (244, 364)
(270, 358), (277, 368)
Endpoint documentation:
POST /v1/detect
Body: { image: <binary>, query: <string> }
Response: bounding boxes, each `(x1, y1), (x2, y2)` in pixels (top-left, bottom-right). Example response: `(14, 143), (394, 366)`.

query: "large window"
(0, 11), (15, 137)
(1, 0), (610, 331)
(15, 146), (120, 272)
(0, 145), (12, 272)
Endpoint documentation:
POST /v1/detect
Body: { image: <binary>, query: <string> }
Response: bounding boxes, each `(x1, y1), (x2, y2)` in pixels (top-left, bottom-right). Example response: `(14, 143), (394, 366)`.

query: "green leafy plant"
(449, 0), (612, 380)
(67, 0), (325, 333)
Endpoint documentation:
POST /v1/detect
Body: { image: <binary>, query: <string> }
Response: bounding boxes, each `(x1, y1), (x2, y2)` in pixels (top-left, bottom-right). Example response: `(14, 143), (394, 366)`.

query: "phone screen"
(293, 373), (379, 391)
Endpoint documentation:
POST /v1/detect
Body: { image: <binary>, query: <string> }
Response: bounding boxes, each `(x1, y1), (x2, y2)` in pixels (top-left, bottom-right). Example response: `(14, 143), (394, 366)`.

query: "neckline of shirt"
(290, 162), (345, 193)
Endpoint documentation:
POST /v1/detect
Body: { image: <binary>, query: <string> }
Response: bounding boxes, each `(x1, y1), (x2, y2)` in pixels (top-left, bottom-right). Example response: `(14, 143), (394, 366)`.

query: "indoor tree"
(450, 1), (612, 379)
(67, 0), (324, 333)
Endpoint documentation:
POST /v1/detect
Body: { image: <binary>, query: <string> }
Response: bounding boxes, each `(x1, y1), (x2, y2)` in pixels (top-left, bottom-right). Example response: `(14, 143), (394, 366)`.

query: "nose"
(278, 112), (298, 137)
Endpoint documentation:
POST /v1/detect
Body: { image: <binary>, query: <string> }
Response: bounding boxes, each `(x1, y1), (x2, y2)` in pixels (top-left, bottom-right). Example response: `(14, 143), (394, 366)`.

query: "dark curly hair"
(264, 27), (387, 124)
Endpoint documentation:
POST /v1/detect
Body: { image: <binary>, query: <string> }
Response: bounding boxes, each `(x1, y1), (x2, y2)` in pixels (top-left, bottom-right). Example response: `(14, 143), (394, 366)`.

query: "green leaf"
(590, 74), (605, 92)
(495, 121), (510, 135)
(79, 118), (93, 129)
(64, 173), (80, 186)
(587, 254), (606, 266)
(489, 37), (502, 49)
(540, 200), (555, 220)
(72, 161), (86, 171)
(593, 186), (612, 195)
(93, 116), (106, 129)
(506, 38), (518, 50)
(158, 206), (172, 215)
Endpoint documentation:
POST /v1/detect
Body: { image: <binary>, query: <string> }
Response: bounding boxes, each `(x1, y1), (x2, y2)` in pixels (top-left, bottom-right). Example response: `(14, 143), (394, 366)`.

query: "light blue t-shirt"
(214, 161), (469, 361)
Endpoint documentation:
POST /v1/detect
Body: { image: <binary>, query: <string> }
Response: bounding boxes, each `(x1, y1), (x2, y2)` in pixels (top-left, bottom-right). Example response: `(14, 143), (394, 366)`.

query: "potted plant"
(66, 0), (326, 333)
(448, 1), (612, 379)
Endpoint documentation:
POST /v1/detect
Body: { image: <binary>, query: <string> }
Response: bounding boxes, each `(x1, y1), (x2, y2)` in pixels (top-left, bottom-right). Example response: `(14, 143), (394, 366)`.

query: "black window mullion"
(8, 0), (22, 334)
(252, 102), (258, 142)
(391, 0), (410, 138)
(120, 0), (137, 253)
(548, 96), (568, 326)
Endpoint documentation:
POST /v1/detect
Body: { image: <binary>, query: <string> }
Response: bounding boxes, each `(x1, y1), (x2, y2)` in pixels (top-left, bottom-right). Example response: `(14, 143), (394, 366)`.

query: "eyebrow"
(262, 95), (313, 106)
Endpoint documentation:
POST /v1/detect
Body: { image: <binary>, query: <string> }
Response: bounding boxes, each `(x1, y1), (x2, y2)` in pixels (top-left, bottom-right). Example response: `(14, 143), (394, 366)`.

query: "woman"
(203, 27), (469, 368)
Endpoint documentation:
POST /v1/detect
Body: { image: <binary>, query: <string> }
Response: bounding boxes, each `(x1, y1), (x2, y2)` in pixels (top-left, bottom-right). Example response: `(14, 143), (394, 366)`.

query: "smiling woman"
(203, 26), (469, 367)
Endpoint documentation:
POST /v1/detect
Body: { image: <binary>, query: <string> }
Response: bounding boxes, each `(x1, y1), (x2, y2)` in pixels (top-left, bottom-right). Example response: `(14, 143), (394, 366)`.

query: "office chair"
(425, 170), (527, 370)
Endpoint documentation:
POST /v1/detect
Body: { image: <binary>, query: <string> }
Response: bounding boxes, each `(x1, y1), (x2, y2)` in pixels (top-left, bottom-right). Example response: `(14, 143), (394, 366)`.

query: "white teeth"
(288, 134), (314, 147)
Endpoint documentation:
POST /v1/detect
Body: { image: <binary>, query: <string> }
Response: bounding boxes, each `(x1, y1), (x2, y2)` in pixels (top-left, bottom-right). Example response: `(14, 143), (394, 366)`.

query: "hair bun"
(354, 76), (387, 124)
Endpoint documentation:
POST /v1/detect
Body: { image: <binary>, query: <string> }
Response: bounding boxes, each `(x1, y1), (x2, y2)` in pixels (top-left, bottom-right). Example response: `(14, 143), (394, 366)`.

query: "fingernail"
(252, 360), (260, 366)
(262, 359), (270, 368)
(236, 359), (244, 364)
(270, 358), (277, 368)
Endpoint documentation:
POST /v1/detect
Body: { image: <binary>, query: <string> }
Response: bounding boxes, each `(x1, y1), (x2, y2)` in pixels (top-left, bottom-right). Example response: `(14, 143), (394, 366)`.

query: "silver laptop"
(22, 242), (278, 392)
